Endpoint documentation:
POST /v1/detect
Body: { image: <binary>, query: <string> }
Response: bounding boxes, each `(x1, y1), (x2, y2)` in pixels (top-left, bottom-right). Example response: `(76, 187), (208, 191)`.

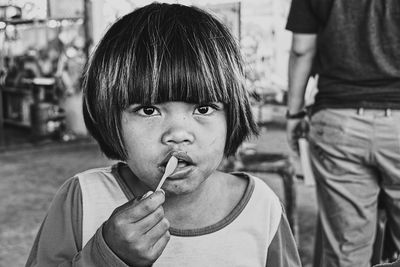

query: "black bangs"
(125, 4), (238, 106)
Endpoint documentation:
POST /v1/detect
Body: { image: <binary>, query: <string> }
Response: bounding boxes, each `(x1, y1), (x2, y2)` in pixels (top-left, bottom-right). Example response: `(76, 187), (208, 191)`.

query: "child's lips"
(159, 151), (194, 177)
(160, 151), (194, 167)
(168, 164), (195, 179)
(172, 151), (194, 165)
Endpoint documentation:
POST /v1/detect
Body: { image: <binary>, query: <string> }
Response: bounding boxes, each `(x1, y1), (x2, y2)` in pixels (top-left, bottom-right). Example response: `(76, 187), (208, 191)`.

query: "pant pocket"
(310, 110), (349, 146)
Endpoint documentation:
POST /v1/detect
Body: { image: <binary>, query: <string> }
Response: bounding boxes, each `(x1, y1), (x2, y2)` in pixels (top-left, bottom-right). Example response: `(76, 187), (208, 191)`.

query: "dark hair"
(83, 2), (258, 160)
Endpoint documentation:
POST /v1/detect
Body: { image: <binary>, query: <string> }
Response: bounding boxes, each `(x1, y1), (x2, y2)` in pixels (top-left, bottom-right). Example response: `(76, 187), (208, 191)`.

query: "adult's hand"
(286, 118), (309, 154)
(103, 191), (170, 266)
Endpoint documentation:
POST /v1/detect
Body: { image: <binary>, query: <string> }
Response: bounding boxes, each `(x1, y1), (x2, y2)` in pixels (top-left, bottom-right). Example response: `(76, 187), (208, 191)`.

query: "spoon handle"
(156, 156), (178, 191)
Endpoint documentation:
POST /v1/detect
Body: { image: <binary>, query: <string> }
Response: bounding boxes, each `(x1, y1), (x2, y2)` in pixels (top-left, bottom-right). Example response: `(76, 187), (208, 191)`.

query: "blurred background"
(0, 0), (293, 147)
(0, 1), (318, 266)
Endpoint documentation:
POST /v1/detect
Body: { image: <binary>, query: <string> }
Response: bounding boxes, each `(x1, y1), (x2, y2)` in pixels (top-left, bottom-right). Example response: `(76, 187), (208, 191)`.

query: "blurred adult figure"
(285, 0), (400, 266)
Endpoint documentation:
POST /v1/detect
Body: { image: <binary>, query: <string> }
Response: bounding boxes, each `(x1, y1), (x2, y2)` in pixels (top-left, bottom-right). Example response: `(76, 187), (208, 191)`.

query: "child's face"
(121, 101), (227, 195)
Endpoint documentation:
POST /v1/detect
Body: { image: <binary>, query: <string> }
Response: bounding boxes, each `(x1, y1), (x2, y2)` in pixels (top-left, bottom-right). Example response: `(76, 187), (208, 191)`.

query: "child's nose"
(161, 121), (194, 145)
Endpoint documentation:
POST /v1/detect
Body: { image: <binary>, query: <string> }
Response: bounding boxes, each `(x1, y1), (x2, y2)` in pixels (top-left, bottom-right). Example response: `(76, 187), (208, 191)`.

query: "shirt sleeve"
(266, 212), (302, 267)
(373, 258), (400, 267)
(25, 177), (128, 267)
(286, 0), (319, 33)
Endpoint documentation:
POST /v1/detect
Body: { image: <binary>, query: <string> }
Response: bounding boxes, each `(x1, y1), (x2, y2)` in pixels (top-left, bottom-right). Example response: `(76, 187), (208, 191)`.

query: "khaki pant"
(309, 108), (400, 267)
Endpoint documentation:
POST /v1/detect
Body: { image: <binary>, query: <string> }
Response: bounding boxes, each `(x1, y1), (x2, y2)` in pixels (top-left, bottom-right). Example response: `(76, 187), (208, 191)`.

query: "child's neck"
(163, 172), (247, 230)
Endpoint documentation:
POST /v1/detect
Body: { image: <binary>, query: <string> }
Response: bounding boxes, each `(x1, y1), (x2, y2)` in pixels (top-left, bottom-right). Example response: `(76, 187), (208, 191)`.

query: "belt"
(356, 108), (395, 117)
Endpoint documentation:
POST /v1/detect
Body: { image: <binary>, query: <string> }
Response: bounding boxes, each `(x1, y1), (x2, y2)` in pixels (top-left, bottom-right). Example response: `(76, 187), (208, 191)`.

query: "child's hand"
(103, 191), (170, 266)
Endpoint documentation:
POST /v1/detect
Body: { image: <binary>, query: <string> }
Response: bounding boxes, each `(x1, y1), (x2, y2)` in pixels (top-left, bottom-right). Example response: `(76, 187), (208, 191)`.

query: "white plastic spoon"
(142, 156), (178, 199)
(156, 155), (178, 191)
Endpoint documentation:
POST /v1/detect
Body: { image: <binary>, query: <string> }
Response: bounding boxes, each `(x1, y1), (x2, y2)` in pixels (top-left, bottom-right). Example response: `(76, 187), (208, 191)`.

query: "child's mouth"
(159, 151), (194, 174)
(177, 159), (189, 168)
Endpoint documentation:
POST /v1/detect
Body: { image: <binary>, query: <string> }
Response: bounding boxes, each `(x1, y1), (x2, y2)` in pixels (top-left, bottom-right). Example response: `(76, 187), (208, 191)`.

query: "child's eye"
(136, 106), (160, 116)
(194, 103), (221, 115)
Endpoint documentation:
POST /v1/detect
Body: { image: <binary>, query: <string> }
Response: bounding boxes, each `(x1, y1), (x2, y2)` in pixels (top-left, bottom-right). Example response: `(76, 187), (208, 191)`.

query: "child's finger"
(123, 191), (166, 222)
(135, 205), (166, 234)
(141, 189), (165, 200)
(148, 230), (171, 260)
(145, 216), (170, 245)
(141, 191), (154, 200)
(108, 196), (141, 218)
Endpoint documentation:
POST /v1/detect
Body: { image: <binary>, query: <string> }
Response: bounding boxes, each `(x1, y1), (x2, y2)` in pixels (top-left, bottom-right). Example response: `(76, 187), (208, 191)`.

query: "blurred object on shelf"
(59, 91), (86, 137)
(30, 101), (65, 141)
(21, 1), (45, 20)
(0, 7), (86, 143)
(0, 5), (22, 20)
(48, 0), (83, 19)
(249, 86), (287, 106)
(29, 78), (65, 141)
(0, 0), (47, 20)
(248, 83), (287, 129)
(55, 26), (86, 96)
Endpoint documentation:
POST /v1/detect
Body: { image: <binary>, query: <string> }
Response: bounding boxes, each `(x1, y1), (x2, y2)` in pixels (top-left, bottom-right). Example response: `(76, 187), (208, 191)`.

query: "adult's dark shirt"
(286, 0), (400, 110)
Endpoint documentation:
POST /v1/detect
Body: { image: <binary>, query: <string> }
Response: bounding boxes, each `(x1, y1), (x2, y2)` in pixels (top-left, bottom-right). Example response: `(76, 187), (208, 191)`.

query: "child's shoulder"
(58, 164), (120, 195)
(73, 165), (114, 178)
(72, 164), (122, 191)
(230, 172), (281, 200)
(229, 172), (282, 213)
(227, 172), (283, 240)
(55, 165), (115, 188)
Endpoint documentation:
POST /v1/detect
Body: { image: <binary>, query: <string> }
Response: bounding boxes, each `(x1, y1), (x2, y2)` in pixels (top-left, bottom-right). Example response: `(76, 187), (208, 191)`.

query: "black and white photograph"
(0, 0), (399, 266)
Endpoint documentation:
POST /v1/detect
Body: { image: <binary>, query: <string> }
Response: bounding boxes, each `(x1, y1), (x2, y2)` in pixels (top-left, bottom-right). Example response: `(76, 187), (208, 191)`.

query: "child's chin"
(163, 183), (197, 196)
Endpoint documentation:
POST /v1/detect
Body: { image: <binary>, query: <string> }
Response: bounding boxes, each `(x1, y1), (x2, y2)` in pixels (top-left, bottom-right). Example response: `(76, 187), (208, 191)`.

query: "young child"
(26, 3), (301, 266)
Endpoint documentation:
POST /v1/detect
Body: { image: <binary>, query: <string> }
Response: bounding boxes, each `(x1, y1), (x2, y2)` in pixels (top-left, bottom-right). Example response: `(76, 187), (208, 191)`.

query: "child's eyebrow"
(198, 101), (223, 104)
